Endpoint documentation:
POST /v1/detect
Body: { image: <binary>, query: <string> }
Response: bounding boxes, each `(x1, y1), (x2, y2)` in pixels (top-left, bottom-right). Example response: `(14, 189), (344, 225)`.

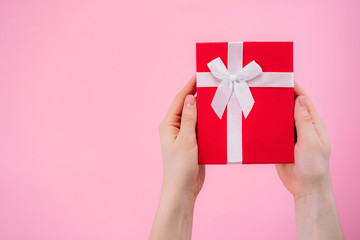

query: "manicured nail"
(299, 96), (307, 108)
(185, 95), (195, 106)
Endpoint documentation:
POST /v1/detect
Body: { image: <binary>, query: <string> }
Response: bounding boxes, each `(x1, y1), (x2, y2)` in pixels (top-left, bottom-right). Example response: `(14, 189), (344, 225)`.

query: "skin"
(150, 76), (343, 240)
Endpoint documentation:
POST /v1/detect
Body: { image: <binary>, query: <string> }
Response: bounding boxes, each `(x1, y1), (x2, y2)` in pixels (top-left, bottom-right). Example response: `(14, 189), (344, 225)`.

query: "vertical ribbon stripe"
(227, 42), (244, 163)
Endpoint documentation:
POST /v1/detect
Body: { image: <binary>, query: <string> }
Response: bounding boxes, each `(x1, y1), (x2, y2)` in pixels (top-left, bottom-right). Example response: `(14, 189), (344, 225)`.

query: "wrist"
(294, 172), (333, 201)
(150, 183), (196, 239)
(294, 173), (335, 228)
(160, 184), (197, 209)
(293, 174), (343, 240)
(294, 183), (335, 214)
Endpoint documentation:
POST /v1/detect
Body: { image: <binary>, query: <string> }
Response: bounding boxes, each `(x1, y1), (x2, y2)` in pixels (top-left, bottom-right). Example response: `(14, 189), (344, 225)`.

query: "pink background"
(0, 0), (359, 239)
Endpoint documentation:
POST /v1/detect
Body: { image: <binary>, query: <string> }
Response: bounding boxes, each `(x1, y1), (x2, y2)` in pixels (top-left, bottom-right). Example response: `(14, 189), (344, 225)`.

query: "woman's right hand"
(276, 81), (331, 199)
(276, 81), (343, 240)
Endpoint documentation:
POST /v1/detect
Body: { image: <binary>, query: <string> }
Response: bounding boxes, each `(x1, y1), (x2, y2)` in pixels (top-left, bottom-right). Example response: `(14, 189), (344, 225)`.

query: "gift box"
(196, 42), (294, 164)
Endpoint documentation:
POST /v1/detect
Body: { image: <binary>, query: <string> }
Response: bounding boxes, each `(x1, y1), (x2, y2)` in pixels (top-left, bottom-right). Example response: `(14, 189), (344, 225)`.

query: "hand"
(276, 81), (343, 240)
(150, 76), (205, 240)
(158, 76), (205, 201)
(276, 81), (331, 198)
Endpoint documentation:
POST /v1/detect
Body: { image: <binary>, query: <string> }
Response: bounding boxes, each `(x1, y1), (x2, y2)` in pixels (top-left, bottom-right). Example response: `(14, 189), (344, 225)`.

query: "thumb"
(178, 95), (197, 139)
(295, 95), (316, 142)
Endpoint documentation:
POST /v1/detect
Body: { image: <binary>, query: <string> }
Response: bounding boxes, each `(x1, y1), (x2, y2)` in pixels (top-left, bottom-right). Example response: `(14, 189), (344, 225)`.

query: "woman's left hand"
(150, 76), (205, 240)
(158, 76), (205, 202)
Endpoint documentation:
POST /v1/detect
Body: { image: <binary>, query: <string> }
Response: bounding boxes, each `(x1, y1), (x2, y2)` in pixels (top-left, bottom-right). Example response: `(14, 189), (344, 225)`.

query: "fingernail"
(299, 96), (307, 108)
(185, 95), (195, 106)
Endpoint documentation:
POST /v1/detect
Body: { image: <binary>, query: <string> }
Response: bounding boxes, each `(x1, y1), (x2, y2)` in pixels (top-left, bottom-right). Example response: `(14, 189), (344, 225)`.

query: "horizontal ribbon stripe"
(197, 72), (294, 88)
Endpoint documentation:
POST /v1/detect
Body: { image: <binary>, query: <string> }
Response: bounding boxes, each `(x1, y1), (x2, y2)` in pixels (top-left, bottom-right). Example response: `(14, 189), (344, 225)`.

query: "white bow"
(207, 57), (263, 119)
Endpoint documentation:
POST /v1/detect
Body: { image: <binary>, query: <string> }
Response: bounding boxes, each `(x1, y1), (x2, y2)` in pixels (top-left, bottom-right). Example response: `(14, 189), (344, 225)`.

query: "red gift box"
(196, 42), (294, 164)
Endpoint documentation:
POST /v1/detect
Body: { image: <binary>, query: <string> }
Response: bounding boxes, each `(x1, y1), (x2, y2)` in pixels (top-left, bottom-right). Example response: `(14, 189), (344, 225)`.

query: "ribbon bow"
(208, 57), (263, 119)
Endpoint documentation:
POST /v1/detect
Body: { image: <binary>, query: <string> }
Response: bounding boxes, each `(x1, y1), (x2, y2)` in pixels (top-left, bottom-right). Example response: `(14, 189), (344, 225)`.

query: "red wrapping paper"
(196, 42), (294, 164)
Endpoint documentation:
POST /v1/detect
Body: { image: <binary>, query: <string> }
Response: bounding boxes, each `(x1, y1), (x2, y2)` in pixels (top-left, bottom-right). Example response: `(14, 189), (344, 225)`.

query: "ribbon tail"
(234, 82), (254, 119)
(211, 80), (233, 119)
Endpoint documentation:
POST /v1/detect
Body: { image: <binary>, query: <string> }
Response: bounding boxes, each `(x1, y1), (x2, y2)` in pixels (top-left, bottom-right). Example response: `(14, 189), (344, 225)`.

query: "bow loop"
(207, 57), (230, 81)
(207, 58), (263, 119)
(236, 60), (263, 82)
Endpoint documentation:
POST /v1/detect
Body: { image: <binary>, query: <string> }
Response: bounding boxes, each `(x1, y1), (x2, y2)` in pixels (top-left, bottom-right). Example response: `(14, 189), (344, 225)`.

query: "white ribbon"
(208, 58), (263, 119)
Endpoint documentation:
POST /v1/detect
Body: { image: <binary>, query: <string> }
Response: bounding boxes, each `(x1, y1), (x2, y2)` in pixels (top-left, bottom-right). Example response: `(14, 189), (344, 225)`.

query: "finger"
(294, 96), (317, 142)
(294, 81), (307, 98)
(294, 81), (320, 120)
(178, 95), (197, 139)
(159, 76), (196, 143)
(294, 81), (328, 140)
(164, 76), (196, 124)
